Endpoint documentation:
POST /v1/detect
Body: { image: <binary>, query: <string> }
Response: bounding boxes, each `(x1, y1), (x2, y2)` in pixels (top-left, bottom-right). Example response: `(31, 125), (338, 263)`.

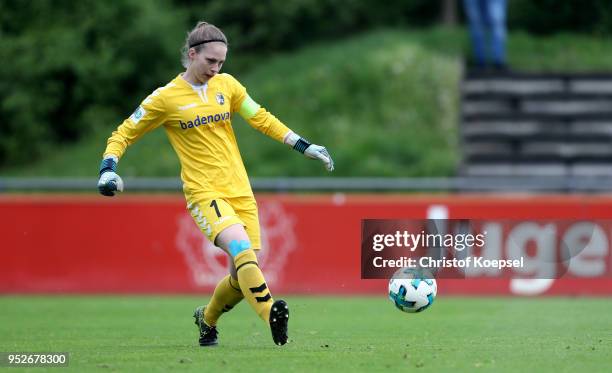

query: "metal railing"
(1, 176), (612, 193)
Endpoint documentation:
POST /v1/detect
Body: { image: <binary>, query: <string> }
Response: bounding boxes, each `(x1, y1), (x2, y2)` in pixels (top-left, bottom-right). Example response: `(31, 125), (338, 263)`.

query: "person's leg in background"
(486, 0), (508, 69)
(463, 0), (487, 68)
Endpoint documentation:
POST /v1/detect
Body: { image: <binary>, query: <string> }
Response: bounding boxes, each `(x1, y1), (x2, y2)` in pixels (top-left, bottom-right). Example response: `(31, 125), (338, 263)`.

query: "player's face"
(189, 42), (227, 84)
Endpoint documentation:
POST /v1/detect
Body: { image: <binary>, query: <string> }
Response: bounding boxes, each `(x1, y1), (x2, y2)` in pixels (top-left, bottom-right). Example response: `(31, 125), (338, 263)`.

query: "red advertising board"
(1, 194), (612, 295)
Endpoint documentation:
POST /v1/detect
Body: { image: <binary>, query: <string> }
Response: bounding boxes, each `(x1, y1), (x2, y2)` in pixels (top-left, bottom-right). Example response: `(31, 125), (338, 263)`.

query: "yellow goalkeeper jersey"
(103, 73), (291, 202)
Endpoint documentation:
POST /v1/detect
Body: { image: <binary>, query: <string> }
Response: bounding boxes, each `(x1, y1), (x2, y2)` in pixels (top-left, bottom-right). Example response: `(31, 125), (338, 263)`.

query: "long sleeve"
(103, 87), (169, 159)
(225, 73), (292, 144)
(244, 106), (291, 143)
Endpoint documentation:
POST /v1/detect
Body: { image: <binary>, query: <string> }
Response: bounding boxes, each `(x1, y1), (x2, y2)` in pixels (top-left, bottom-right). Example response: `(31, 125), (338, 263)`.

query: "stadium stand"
(460, 71), (612, 178)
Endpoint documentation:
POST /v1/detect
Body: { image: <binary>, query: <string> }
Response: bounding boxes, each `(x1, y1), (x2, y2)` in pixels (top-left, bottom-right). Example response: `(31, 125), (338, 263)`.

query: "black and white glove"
(285, 132), (334, 171)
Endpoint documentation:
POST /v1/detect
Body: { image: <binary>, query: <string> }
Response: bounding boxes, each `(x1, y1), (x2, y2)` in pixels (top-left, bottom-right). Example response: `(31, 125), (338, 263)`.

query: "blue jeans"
(463, 0), (507, 67)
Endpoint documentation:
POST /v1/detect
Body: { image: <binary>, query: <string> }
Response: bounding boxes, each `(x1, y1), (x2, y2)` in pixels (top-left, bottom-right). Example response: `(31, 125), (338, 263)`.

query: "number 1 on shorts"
(210, 200), (222, 217)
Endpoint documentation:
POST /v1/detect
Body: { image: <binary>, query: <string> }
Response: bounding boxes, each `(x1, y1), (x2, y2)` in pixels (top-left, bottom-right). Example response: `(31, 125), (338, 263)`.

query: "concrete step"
(460, 71), (612, 178)
(462, 99), (612, 116)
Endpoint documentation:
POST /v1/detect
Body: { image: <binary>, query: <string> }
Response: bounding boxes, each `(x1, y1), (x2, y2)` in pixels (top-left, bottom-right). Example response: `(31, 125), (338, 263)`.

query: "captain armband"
(239, 96), (261, 119)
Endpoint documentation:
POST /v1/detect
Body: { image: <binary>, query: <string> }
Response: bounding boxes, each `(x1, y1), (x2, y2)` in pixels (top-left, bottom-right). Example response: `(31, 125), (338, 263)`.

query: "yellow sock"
(204, 275), (244, 326)
(233, 249), (273, 322)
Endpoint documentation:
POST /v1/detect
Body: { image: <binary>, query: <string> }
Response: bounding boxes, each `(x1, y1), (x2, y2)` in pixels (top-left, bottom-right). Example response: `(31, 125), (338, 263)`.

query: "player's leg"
(199, 195), (264, 328)
(188, 198), (246, 346)
(232, 196), (290, 345)
(201, 273), (243, 325)
(200, 250), (266, 326)
(216, 222), (289, 346)
(200, 196), (263, 327)
(193, 272), (242, 346)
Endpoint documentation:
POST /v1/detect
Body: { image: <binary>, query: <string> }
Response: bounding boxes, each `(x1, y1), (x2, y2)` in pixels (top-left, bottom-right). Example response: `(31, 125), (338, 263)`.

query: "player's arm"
(226, 73), (334, 172)
(237, 94), (334, 172)
(97, 89), (168, 196)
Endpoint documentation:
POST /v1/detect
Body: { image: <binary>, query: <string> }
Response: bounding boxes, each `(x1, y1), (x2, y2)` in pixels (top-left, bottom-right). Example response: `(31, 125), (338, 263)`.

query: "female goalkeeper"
(97, 21), (334, 347)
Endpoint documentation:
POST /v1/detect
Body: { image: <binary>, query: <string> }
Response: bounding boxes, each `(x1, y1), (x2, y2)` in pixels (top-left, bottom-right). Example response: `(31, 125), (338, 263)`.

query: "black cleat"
(269, 300), (289, 346)
(193, 306), (218, 346)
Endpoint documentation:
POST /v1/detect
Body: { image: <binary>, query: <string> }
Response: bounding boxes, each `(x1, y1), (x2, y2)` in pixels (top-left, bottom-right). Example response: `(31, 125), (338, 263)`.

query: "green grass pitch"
(0, 296), (610, 372)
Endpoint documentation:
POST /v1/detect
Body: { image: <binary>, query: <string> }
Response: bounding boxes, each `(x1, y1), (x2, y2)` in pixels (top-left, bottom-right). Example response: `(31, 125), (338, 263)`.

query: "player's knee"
(230, 240), (259, 271)
(216, 223), (249, 248)
(229, 239), (252, 257)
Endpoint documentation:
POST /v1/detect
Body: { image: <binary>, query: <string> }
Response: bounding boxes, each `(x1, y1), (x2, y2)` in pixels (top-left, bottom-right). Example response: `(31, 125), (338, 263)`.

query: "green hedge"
(509, 0), (612, 35)
(180, 0), (440, 51)
(0, 0), (441, 168)
(3, 0), (612, 170)
(2, 29), (461, 178)
(0, 0), (186, 166)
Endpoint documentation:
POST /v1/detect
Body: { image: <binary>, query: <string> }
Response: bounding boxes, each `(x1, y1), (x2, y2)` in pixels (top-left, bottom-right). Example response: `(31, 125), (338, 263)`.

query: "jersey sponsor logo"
(176, 201), (297, 287)
(130, 106), (146, 124)
(215, 93), (225, 105)
(179, 112), (230, 129)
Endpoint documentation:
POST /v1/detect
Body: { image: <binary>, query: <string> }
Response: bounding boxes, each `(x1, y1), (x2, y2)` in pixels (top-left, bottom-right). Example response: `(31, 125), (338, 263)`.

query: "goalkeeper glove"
(285, 132), (334, 171)
(97, 156), (124, 196)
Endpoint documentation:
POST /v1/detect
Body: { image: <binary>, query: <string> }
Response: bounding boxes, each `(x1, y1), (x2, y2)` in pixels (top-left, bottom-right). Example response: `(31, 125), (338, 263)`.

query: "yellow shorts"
(186, 195), (261, 250)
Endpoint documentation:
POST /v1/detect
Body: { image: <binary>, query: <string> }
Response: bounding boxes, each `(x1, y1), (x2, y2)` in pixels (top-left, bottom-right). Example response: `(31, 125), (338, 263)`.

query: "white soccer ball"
(388, 267), (437, 313)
